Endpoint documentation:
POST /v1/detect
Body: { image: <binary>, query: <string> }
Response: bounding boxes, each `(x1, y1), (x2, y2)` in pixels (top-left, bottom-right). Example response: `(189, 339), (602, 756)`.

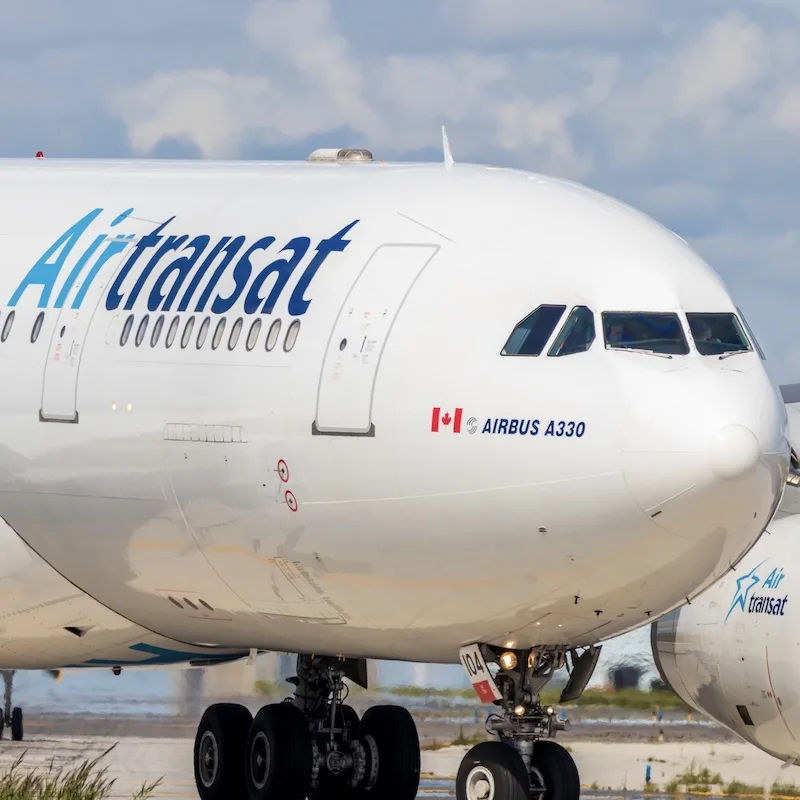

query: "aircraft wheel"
(10, 708), (22, 742)
(193, 702), (252, 800)
(529, 740), (580, 800)
(245, 702), (312, 800)
(356, 705), (419, 800)
(310, 704), (361, 800)
(456, 741), (529, 800)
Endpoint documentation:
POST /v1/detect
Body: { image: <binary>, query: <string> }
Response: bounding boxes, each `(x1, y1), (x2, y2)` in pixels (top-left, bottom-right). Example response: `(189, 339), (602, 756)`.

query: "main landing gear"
(0, 671), (23, 741)
(193, 654), (420, 800)
(456, 642), (601, 800)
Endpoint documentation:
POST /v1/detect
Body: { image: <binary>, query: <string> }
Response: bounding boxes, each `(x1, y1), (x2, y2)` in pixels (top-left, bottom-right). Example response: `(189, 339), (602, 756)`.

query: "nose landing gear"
(456, 643), (594, 800)
(192, 654), (420, 800)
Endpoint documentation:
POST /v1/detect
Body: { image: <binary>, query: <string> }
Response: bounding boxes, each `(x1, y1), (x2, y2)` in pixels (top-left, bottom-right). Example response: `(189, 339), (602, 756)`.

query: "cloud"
(437, 0), (658, 42)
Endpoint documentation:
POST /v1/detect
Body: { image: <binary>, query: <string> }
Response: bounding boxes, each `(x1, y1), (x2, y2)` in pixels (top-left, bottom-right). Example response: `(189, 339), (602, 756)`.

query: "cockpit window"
(548, 306), (595, 357)
(602, 312), (689, 355)
(736, 307), (766, 360)
(686, 313), (751, 356)
(502, 305), (566, 356)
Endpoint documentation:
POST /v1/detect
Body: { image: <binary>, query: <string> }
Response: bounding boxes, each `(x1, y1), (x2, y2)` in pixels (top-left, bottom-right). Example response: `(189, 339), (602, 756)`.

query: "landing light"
(514, 705), (526, 717)
(545, 706), (554, 716)
(499, 651), (517, 671)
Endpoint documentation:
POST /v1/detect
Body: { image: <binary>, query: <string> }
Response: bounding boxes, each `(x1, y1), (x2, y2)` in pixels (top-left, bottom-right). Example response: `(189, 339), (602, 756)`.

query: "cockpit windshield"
(686, 313), (751, 356)
(602, 312), (689, 356)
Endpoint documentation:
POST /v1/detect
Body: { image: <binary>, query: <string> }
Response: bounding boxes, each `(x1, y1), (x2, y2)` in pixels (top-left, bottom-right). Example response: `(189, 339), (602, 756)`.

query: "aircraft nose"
(708, 424), (760, 481)
(621, 363), (788, 553)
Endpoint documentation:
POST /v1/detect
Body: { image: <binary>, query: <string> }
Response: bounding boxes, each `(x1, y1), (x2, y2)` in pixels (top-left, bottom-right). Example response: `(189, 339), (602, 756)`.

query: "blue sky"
(3, 0), (800, 380)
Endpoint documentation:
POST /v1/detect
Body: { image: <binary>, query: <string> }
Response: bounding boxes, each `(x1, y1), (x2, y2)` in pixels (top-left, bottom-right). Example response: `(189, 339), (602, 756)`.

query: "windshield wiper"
(608, 346), (673, 359)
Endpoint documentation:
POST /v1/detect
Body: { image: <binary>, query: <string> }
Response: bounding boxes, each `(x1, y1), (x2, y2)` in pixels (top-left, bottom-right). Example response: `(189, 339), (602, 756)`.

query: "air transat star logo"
(725, 560), (767, 622)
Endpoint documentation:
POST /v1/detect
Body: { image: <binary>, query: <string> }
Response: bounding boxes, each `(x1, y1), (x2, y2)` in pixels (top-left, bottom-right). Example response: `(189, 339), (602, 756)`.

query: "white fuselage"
(652, 510), (800, 763)
(0, 158), (788, 669)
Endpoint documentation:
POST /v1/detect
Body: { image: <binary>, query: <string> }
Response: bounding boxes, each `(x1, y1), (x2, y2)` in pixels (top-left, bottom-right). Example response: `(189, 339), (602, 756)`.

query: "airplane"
(651, 390), (800, 770)
(0, 136), (789, 800)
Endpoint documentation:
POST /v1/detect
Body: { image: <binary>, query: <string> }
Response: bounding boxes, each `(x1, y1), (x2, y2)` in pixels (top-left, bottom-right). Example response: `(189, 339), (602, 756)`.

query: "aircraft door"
(40, 218), (161, 423)
(313, 243), (439, 436)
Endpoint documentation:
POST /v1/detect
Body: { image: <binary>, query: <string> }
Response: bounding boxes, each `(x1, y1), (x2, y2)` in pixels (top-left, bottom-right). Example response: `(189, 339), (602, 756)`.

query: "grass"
(664, 760), (723, 794)
(772, 781), (800, 797)
(723, 778), (765, 796)
(0, 745), (162, 799)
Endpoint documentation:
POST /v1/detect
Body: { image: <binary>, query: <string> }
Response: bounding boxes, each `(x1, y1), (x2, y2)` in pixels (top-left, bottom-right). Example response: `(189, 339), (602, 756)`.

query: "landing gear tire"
(245, 702), (312, 800)
(10, 708), (22, 742)
(357, 704), (420, 800)
(529, 740), (579, 800)
(194, 702), (253, 800)
(310, 705), (360, 800)
(456, 741), (529, 800)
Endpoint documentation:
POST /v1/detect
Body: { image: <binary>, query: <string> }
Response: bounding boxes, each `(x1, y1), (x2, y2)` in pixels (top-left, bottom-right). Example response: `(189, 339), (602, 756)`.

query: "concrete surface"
(0, 735), (797, 798)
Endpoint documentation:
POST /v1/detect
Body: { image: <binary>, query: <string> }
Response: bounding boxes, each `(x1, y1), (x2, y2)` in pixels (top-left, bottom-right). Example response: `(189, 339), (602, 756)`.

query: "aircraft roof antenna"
(441, 125), (454, 171)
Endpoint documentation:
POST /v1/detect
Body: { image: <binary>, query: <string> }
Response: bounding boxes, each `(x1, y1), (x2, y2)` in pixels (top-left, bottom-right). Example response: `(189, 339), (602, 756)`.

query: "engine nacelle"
(651, 513), (800, 763)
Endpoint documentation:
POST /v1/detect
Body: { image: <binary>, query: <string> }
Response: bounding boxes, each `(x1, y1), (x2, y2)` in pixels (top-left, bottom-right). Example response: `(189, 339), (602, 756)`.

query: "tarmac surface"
(1, 713), (796, 799)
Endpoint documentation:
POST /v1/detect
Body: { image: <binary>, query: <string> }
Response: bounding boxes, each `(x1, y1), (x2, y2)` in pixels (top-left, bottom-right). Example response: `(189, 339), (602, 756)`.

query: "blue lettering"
(71, 235), (135, 308)
(106, 217), (175, 311)
(53, 234), (106, 308)
(244, 237), (310, 315)
(764, 568), (778, 589)
(545, 420), (555, 436)
(213, 237), (275, 315)
(10, 208), (103, 308)
(498, 419), (509, 434)
(288, 220), (359, 316)
(187, 237), (246, 313)
(482, 418), (492, 434)
(531, 419), (540, 435)
(576, 422), (586, 437)
(124, 234), (188, 310)
(519, 420), (529, 435)
(148, 235), (210, 312)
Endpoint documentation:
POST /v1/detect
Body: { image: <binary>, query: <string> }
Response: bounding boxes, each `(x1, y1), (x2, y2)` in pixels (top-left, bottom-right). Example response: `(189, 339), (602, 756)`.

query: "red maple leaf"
(441, 412), (452, 426)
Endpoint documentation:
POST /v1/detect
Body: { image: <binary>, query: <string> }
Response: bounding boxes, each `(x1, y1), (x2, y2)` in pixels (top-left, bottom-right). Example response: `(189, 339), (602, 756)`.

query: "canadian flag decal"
(431, 407), (463, 433)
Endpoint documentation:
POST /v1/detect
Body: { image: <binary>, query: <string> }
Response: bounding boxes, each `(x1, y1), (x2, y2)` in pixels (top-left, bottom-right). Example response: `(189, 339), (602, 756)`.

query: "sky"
(2, 0), (800, 380)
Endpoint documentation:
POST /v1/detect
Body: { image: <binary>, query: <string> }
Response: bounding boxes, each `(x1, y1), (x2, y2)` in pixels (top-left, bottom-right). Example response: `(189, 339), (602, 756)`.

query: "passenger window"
(284, 319), (301, 352)
(246, 319), (261, 351)
(196, 317), (211, 349)
(31, 312), (45, 344)
(120, 314), (134, 346)
(211, 318), (226, 350)
(229, 318), (243, 351)
(135, 315), (149, 347)
(1, 311), (15, 343)
(502, 305), (566, 356)
(165, 316), (180, 348)
(265, 319), (282, 352)
(150, 314), (165, 347)
(602, 312), (689, 356)
(686, 313), (751, 357)
(181, 316), (196, 349)
(548, 306), (595, 357)
(736, 307), (766, 360)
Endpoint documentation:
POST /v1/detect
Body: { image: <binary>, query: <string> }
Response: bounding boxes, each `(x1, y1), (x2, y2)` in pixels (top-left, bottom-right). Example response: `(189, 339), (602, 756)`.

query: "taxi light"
(499, 651), (517, 671)
(514, 705), (526, 716)
(546, 706), (554, 716)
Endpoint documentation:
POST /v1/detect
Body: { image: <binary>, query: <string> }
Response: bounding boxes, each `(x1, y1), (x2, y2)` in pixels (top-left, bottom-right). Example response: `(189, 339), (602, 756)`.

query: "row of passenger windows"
(0, 308), (301, 354)
(502, 305), (762, 359)
(120, 313), (301, 353)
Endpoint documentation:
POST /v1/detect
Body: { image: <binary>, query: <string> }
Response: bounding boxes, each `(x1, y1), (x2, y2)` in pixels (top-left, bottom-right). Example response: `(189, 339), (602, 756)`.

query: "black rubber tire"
(193, 702), (253, 800)
(357, 704), (419, 800)
(310, 705), (361, 800)
(456, 741), (529, 800)
(245, 702), (312, 800)
(10, 708), (22, 742)
(530, 740), (580, 800)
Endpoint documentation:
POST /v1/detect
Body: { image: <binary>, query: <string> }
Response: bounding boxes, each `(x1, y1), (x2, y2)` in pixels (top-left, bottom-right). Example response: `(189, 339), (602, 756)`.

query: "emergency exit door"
(40, 220), (159, 423)
(313, 243), (439, 436)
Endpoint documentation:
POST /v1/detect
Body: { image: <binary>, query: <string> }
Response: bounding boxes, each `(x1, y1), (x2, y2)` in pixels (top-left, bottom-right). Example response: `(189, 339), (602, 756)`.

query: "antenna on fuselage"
(441, 125), (454, 171)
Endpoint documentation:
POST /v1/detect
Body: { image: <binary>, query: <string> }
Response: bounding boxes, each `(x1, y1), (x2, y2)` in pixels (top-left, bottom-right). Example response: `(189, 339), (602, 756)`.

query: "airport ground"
(2, 708), (798, 799)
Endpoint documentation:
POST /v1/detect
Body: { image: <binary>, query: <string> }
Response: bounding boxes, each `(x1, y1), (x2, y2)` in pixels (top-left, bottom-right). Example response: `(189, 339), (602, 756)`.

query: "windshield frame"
(685, 312), (753, 358)
(601, 311), (690, 357)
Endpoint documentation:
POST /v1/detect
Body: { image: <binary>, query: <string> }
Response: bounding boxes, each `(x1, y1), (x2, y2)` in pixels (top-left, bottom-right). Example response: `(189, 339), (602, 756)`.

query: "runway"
(0, 731), (796, 799)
